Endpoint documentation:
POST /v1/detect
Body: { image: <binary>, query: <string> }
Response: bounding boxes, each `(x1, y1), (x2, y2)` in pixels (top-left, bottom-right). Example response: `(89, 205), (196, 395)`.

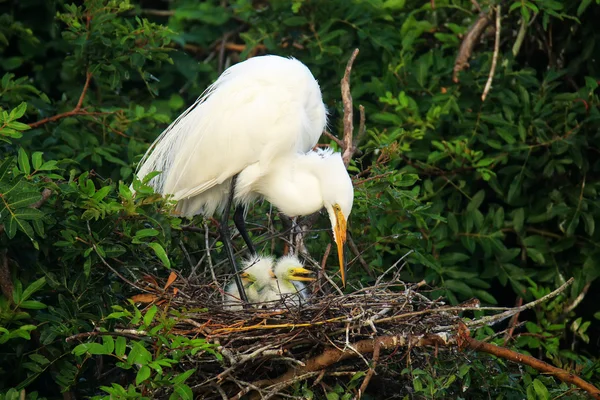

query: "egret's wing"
(136, 56), (326, 214)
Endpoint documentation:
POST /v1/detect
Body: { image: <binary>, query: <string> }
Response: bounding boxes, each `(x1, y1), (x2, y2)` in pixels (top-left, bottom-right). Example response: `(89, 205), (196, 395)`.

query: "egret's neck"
(257, 153), (324, 217)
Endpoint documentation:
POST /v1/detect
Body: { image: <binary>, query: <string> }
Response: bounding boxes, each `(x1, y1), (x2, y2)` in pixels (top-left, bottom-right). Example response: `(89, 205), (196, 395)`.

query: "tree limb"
(453, 13), (492, 83)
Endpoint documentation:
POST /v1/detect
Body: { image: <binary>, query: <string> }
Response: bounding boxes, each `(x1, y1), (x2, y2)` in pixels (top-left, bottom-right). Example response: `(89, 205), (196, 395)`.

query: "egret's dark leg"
(234, 205), (256, 256)
(220, 175), (248, 303)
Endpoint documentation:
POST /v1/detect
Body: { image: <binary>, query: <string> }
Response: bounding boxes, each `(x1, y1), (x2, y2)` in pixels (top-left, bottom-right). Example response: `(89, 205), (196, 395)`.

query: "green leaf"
(136, 365), (151, 385)
(14, 208), (44, 220)
(32, 152), (43, 170)
(467, 190), (485, 211)
(12, 102), (28, 119)
(115, 336), (127, 357)
(17, 148), (30, 175)
(129, 341), (152, 365)
(513, 208), (525, 233)
(532, 379), (550, 400)
(527, 248), (545, 264)
(148, 243), (171, 268)
(21, 277), (46, 302)
(8, 192), (42, 208)
(143, 305), (158, 326)
(172, 369), (196, 385)
(135, 228), (160, 240)
(19, 300), (47, 309)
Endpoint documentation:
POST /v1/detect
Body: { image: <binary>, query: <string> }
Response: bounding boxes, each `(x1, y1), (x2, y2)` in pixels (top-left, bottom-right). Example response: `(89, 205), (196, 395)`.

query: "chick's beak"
(289, 267), (316, 282)
(333, 206), (347, 286)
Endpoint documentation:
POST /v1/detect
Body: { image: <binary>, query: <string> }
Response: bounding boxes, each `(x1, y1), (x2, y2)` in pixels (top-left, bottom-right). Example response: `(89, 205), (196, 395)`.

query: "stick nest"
(135, 269), (464, 399)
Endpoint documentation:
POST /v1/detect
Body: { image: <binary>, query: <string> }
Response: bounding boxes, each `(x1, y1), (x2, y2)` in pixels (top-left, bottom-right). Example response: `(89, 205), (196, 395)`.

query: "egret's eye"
(333, 204), (341, 211)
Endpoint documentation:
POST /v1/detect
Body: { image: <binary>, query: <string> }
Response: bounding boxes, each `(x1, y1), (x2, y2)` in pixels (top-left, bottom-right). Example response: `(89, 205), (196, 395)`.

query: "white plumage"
(271, 254), (314, 307)
(223, 255), (277, 310)
(136, 55), (354, 284)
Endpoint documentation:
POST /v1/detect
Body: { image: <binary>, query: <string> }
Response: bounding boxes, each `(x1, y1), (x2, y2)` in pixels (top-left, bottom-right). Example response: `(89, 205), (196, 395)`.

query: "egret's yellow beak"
(332, 205), (347, 286)
(289, 267), (316, 282)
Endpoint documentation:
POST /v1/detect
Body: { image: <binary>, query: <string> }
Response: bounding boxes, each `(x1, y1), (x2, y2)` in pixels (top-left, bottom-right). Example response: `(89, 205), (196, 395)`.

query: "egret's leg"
(233, 205), (256, 256)
(220, 176), (249, 303)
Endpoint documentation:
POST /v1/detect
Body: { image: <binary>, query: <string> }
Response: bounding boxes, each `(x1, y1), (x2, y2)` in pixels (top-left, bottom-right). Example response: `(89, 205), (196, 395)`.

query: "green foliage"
(0, 0), (599, 398)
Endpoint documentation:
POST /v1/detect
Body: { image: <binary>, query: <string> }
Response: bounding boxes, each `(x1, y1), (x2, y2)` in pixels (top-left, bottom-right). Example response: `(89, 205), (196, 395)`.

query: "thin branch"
(347, 234), (374, 278)
(28, 71), (94, 129)
(353, 105), (367, 149)
(341, 48), (360, 167)
(563, 282), (591, 314)
(503, 296), (523, 345)
(323, 130), (343, 146)
(355, 339), (381, 399)
(481, 5), (501, 102)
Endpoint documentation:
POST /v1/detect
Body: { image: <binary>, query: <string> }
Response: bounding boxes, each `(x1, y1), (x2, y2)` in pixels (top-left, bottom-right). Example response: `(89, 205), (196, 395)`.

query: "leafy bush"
(1, 0), (599, 398)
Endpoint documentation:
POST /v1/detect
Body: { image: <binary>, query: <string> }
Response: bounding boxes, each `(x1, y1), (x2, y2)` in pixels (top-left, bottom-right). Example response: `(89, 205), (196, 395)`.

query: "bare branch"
(453, 13), (492, 83)
(341, 48), (360, 167)
(481, 5), (501, 101)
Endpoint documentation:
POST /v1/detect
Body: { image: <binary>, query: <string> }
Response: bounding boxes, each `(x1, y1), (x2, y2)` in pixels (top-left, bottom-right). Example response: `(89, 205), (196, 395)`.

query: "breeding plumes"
(271, 254), (315, 307)
(223, 255), (277, 310)
(135, 55), (354, 299)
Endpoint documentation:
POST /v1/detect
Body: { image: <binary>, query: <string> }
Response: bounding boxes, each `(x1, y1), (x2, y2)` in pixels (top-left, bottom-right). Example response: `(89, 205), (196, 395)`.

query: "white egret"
(223, 255), (277, 310)
(271, 254), (315, 307)
(135, 55), (354, 301)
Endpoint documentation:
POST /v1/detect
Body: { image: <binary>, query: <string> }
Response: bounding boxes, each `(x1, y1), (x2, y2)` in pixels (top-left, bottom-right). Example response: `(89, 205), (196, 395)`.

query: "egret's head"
(241, 255), (277, 288)
(273, 255), (316, 283)
(318, 151), (354, 286)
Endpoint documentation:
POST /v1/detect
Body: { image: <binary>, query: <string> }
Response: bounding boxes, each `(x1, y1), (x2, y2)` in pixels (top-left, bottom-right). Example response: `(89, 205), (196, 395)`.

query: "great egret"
(223, 255), (277, 310)
(135, 55), (354, 301)
(271, 254), (315, 307)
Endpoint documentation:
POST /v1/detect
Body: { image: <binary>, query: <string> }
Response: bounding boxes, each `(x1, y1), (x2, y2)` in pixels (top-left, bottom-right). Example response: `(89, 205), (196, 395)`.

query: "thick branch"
(463, 333), (600, 399)
(453, 13), (492, 83)
(253, 333), (451, 388)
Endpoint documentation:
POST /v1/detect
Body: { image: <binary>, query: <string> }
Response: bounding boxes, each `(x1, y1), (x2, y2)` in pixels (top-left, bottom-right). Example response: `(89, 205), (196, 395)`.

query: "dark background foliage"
(1, 0), (599, 398)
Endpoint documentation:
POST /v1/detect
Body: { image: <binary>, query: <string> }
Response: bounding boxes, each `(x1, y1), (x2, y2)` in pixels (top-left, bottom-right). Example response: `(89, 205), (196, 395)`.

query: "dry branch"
(481, 5), (501, 101)
(341, 48), (360, 167)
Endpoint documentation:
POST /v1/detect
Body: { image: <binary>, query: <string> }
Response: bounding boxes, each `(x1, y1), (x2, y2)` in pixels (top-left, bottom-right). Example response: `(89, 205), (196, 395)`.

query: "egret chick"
(272, 255), (315, 307)
(223, 256), (277, 310)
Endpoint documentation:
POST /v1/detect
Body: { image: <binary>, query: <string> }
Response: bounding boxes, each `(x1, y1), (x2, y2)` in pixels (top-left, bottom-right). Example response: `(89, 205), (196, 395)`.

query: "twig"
(435, 278), (574, 331)
(323, 130), (343, 146)
(481, 5), (501, 102)
(453, 13), (492, 83)
(355, 339), (381, 399)
(563, 282), (591, 314)
(204, 221), (219, 290)
(347, 234), (374, 278)
(29, 71), (94, 129)
(65, 329), (149, 343)
(86, 222), (148, 293)
(341, 48), (360, 167)
(503, 296), (523, 345)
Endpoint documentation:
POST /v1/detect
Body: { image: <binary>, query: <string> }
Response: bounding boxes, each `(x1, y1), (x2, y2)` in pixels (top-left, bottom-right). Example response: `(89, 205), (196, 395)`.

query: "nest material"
(137, 271), (463, 399)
